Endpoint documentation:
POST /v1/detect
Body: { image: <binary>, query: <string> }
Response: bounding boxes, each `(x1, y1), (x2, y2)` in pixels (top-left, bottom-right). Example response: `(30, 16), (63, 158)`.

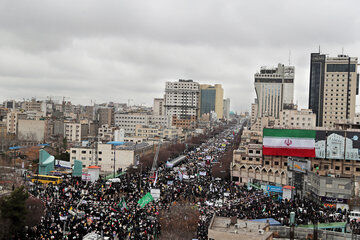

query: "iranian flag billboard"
(263, 128), (316, 157)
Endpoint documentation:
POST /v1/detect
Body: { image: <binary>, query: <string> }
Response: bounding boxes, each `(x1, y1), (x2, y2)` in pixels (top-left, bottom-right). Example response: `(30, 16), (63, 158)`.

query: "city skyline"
(1, 0), (360, 112)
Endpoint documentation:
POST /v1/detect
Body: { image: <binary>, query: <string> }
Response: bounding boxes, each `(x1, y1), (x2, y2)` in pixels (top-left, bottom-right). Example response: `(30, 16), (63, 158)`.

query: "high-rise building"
(254, 63), (295, 119)
(153, 98), (165, 116)
(164, 79), (200, 120)
(309, 53), (359, 128)
(309, 53), (326, 126)
(96, 107), (114, 126)
(199, 84), (224, 119)
(223, 98), (230, 120)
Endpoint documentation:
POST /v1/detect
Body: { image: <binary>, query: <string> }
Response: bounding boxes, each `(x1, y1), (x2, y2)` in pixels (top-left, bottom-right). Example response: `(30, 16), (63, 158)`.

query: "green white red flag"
(262, 128), (316, 157)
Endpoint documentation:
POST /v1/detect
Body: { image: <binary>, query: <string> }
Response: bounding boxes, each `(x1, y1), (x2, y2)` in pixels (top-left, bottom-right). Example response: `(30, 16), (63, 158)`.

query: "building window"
(98, 158), (102, 161)
(345, 167), (350, 171)
(274, 162), (279, 166)
(265, 161), (270, 165)
(335, 166), (340, 170)
(72, 150), (76, 153)
(81, 150), (86, 154)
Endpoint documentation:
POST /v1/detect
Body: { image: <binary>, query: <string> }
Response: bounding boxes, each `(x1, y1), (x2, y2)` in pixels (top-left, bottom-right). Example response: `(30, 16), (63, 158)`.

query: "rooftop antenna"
(319, 45), (321, 54)
(342, 47), (344, 55)
(288, 50), (291, 65)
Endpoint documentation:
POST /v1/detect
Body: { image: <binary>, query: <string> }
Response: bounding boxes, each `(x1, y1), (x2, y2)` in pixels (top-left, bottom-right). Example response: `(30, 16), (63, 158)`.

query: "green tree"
(0, 186), (29, 238)
(62, 137), (68, 150)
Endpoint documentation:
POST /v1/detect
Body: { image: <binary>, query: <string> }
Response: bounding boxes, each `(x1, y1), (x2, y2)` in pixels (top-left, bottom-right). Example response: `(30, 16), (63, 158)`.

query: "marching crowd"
(24, 125), (348, 239)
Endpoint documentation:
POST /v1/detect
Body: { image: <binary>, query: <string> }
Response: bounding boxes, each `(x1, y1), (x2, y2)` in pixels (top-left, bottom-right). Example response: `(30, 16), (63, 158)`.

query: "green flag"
(138, 192), (154, 208)
(118, 197), (128, 211)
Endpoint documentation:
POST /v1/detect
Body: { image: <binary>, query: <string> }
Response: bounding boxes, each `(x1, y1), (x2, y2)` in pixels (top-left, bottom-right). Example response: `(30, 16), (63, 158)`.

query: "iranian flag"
(263, 128), (316, 157)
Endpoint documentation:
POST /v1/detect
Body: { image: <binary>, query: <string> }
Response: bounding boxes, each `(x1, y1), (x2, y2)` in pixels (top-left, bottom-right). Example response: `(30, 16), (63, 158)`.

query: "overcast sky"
(1, 0), (360, 113)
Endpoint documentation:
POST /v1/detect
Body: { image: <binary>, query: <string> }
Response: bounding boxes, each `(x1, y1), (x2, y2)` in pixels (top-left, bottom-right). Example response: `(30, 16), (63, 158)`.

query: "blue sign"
(266, 185), (283, 193)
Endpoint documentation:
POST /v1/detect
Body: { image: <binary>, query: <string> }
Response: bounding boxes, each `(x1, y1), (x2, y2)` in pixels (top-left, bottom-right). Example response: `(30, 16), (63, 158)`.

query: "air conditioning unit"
(258, 229), (264, 235)
(235, 223), (240, 229)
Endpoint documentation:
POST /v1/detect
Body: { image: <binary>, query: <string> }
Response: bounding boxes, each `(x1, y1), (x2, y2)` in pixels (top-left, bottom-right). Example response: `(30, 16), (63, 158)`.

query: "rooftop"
(208, 216), (273, 240)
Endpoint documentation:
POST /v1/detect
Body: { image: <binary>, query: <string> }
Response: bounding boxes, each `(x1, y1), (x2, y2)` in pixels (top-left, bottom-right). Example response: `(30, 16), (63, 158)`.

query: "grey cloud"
(1, 0), (360, 112)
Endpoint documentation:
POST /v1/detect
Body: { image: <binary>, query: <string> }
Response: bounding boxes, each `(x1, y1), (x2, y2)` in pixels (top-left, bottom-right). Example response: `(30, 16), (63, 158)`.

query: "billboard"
(315, 130), (327, 159)
(326, 131), (345, 159)
(266, 185), (283, 193)
(265, 128), (360, 160)
(313, 130), (360, 161)
(345, 132), (360, 161)
(288, 158), (311, 173)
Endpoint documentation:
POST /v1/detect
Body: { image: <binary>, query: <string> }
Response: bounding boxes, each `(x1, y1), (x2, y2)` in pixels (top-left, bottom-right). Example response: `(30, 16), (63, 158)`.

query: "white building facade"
(254, 64), (294, 119)
(223, 98), (230, 120)
(70, 143), (135, 172)
(164, 79), (200, 120)
(114, 113), (170, 136)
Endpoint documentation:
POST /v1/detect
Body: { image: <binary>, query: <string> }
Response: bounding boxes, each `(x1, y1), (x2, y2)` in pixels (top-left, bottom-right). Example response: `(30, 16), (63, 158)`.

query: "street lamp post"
(113, 146), (116, 178)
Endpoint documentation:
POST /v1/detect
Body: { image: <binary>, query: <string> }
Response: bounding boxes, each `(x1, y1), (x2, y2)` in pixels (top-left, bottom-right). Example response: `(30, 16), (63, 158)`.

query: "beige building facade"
(199, 84), (224, 119)
(323, 56), (358, 128)
(64, 122), (81, 142)
(17, 119), (46, 142)
(278, 108), (316, 129)
(153, 98), (165, 116)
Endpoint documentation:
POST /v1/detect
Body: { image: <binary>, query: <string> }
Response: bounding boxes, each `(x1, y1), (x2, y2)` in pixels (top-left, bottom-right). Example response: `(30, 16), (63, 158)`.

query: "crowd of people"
(23, 125), (348, 239)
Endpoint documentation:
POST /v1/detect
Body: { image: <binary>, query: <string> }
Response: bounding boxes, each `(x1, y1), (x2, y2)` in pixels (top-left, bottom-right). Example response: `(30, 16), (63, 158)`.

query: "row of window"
(326, 74), (352, 77)
(314, 164), (360, 172)
(283, 117), (312, 121)
(248, 150), (261, 154)
(72, 150), (103, 154)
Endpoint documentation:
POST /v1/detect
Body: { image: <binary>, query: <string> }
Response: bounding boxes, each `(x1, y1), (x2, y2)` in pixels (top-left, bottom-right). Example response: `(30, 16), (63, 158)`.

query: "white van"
(349, 211), (360, 221)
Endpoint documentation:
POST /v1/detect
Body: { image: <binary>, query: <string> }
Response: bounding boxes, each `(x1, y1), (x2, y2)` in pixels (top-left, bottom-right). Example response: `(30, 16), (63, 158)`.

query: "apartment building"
(98, 124), (117, 142)
(277, 109), (316, 129)
(309, 53), (359, 127)
(223, 98), (230, 120)
(64, 122), (81, 142)
(6, 111), (26, 134)
(114, 113), (169, 135)
(135, 125), (179, 140)
(164, 79), (200, 120)
(153, 98), (165, 116)
(21, 99), (46, 116)
(70, 142), (152, 172)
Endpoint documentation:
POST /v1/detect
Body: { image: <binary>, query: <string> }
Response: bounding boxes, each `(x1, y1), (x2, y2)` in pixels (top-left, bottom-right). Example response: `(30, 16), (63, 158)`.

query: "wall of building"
(153, 98), (165, 116)
(164, 79), (200, 119)
(232, 164), (287, 185)
(18, 119), (46, 141)
(64, 122), (81, 142)
(278, 109), (316, 129)
(254, 64), (294, 119)
(70, 143), (135, 172)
